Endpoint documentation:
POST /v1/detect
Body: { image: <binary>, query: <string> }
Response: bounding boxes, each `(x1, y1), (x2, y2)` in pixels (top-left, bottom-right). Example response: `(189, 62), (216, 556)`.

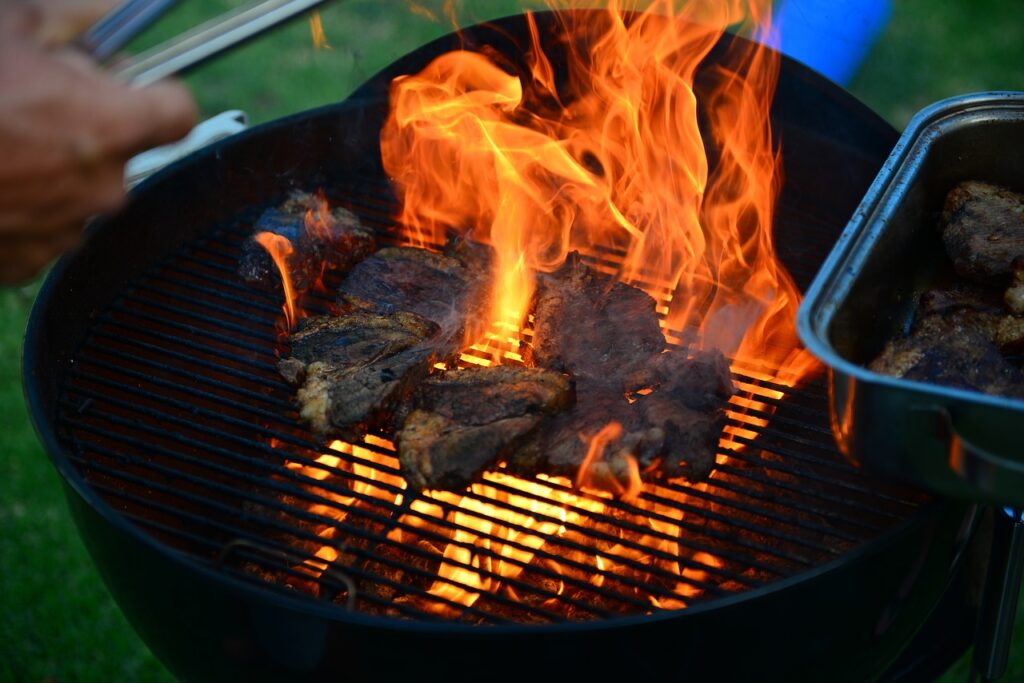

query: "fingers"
(29, 0), (122, 48)
(113, 80), (200, 153)
(54, 54), (199, 158)
(0, 3), (41, 40)
(0, 35), (198, 280)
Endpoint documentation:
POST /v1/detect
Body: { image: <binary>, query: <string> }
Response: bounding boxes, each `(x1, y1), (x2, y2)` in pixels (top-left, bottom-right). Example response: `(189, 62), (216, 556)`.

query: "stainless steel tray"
(797, 92), (1024, 506)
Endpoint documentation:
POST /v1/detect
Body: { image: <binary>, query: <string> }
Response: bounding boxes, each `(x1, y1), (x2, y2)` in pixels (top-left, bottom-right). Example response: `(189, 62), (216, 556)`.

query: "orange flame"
(574, 421), (643, 503)
(381, 1), (818, 384)
(309, 10), (330, 50)
(253, 232), (299, 331)
(273, 0), (829, 616)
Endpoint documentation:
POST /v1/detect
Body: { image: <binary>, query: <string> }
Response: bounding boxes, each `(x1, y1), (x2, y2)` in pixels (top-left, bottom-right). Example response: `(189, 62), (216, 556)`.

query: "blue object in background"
(773, 0), (893, 85)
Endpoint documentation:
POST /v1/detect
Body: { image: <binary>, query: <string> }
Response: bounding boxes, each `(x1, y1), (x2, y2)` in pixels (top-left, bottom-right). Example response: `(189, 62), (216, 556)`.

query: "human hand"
(1, 0), (121, 47)
(0, 14), (197, 284)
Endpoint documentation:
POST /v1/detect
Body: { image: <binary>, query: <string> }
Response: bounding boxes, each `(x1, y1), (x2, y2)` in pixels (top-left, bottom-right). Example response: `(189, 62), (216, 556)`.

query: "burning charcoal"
(941, 181), (1024, 286)
(280, 309), (441, 438)
(238, 191), (376, 290)
(530, 252), (665, 387)
(869, 307), (1024, 399)
(397, 366), (573, 490)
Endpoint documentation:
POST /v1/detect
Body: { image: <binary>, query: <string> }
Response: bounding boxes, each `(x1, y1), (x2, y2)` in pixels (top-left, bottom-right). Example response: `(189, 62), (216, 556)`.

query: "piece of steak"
(278, 309), (440, 438)
(239, 191), (376, 290)
(530, 252), (665, 387)
(397, 366), (573, 490)
(633, 349), (734, 481)
(521, 253), (732, 488)
(941, 181), (1024, 286)
(338, 245), (491, 343)
(869, 302), (1024, 399)
(509, 350), (734, 489)
(281, 243), (494, 438)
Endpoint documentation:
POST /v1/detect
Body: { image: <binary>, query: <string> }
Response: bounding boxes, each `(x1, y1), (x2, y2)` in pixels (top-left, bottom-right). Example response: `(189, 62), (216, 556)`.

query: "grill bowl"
(23, 11), (972, 681)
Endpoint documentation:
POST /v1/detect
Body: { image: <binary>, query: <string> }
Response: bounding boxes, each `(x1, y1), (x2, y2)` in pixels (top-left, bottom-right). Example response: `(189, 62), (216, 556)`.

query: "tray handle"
(917, 406), (1024, 504)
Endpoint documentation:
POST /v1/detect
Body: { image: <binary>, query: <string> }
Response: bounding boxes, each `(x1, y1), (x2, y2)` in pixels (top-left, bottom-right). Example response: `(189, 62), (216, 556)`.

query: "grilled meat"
(634, 349), (734, 480)
(530, 252), (665, 387)
(521, 254), (732, 487)
(510, 350), (734, 488)
(1004, 256), (1024, 315)
(239, 191), (376, 290)
(397, 366), (573, 490)
(278, 309), (440, 438)
(869, 302), (1024, 399)
(338, 245), (491, 342)
(281, 243), (494, 437)
(941, 181), (1024, 286)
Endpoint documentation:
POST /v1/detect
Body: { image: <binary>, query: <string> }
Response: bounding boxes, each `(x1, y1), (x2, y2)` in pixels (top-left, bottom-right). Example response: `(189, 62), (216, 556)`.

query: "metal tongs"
(78, 0), (333, 87)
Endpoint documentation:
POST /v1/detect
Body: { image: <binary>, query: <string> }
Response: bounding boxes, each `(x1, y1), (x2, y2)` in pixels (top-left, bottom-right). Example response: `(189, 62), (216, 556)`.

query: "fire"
(261, 1), (828, 617)
(288, 432), (724, 615)
(254, 191), (337, 334)
(381, 0), (818, 383)
(253, 232), (299, 331)
(575, 421), (643, 502)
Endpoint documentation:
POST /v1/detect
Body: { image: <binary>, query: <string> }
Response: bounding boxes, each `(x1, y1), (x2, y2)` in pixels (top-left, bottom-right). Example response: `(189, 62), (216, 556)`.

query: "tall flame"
(381, 0), (817, 384)
(254, 232), (299, 331)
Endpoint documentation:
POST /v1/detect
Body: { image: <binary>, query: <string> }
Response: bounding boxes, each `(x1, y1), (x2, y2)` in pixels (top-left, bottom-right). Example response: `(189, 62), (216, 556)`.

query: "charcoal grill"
(24, 11), (976, 682)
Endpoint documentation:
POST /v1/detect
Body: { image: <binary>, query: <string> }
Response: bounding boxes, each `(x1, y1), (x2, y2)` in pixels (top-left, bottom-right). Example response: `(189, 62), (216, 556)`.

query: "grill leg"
(971, 507), (1024, 682)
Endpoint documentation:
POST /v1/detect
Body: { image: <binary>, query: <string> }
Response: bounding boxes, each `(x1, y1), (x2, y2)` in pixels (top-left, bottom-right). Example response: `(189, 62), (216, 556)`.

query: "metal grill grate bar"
(73, 459), (513, 623)
(57, 198), (928, 623)
(67, 363), (829, 572)
(66, 415), (689, 614)
(62, 381), (757, 593)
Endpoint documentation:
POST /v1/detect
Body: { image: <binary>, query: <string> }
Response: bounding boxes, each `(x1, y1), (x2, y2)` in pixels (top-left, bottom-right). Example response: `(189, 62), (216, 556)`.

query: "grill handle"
(914, 406), (1024, 506)
(109, 0), (335, 87)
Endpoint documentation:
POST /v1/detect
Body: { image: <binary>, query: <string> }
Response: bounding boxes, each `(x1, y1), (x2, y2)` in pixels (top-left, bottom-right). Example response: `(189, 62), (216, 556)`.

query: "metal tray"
(797, 92), (1024, 506)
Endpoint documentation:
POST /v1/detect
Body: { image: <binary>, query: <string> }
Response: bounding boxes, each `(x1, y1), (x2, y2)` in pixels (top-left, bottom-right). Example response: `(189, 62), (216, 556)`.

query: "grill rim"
(22, 8), (950, 639)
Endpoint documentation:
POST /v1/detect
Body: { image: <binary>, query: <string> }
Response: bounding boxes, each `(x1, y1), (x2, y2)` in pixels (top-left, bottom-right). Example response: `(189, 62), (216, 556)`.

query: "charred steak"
(509, 350), (734, 488)
(869, 298), (1024, 399)
(339, 245), (490, 342)
(239, 191), (376, 290)
(281, 244), (493, 437)
(518, 253), (733, 488)
(870, 180), (1024, 398)
(397, 366), (573, 490)
(278, 309), (440, 438)
(530, 252), (665, 386)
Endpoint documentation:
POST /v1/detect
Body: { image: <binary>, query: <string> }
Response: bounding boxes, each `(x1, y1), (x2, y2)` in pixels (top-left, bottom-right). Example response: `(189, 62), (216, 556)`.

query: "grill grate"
(57, 180), (927, 624)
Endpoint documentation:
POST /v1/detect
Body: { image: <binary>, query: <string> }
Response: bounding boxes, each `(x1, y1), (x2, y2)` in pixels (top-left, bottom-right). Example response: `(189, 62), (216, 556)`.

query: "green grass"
(3, 1), (1024, 681)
